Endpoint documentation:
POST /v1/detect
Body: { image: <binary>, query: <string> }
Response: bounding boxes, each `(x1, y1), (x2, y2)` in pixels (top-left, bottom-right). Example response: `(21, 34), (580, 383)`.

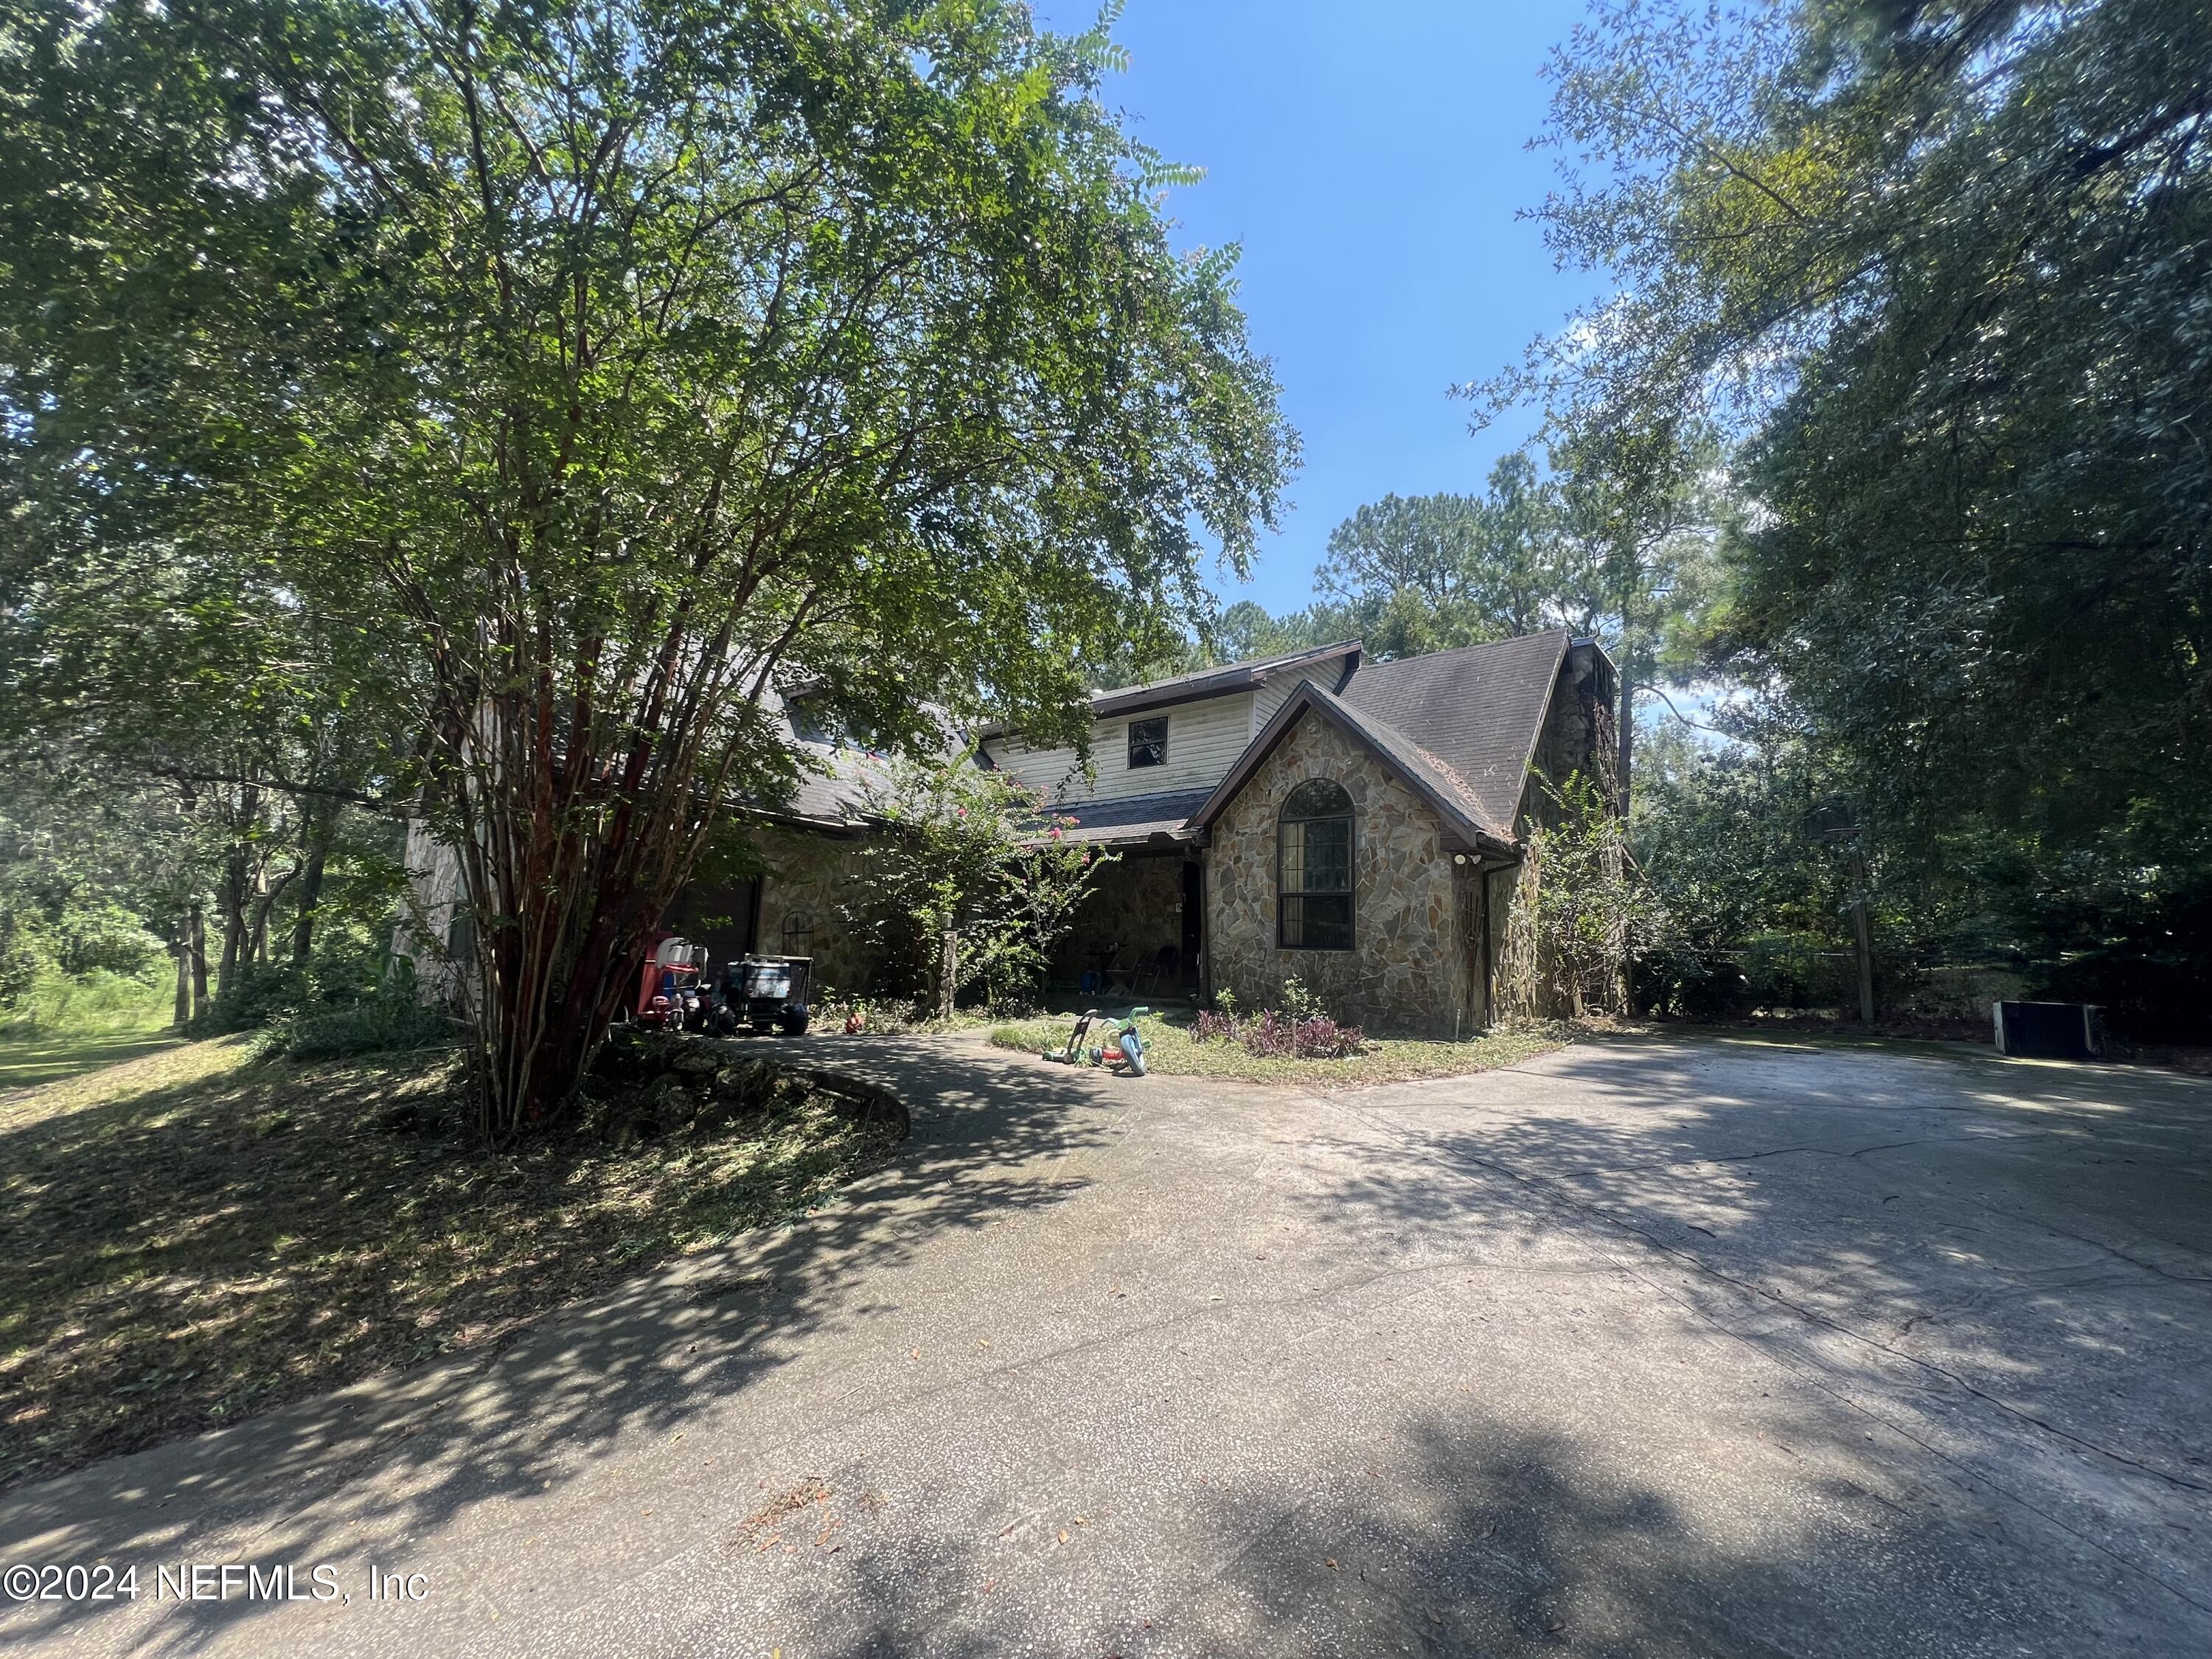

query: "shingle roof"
(1090, 639), (1360, 717)
(974, 639), (1362, 736)
(1338, 629), (1571, 835)
(755, 744), (887, 830)
(757, 630), (1585, 855)
(1189, 684), (1515, 855)
(1186, 630), (1578, 854)
(1042, 787), (1214, 846)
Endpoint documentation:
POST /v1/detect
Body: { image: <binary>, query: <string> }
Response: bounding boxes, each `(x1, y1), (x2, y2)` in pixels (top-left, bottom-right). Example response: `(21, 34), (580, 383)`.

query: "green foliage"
(1203, 439), (1722, 806)
(1502, 769), (1652, 1018)
(846, 755), (1110, 1015)
(1, 0), (1293, 1138)
(189, 942), (413, 1036)
(1489, 0), (2212, 1032)
(0, 917), (50, 1011)
(1277, 974), (1324, 1024)
(1313, 452), (1562, 653)
(0, 965), (172, 1041)
(1629, 716), (1851, 1012)
(268, 998), (454, 1064)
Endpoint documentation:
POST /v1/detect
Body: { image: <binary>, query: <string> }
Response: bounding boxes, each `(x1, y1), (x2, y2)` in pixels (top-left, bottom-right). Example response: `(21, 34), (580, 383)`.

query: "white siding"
(1251, 658), (1351, 734)
(987, 692), (1256, 802)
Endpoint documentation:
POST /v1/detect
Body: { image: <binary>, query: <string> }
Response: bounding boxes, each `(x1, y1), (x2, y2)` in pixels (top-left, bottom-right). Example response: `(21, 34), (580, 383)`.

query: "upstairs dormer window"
(1128, 715), (1169, 769)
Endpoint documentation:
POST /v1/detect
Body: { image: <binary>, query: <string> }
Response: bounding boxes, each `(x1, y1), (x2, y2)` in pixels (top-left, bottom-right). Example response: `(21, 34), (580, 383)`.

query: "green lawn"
(990, 1008), (1568, 1087)
(0, 981), (182, 1093)
(0, 1035), (902, 1491)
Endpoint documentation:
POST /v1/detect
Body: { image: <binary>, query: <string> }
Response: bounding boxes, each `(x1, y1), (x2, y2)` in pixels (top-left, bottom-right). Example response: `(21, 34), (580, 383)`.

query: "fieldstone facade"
(751, 826), (872, 994)
(1206, 714), (1479, 1037)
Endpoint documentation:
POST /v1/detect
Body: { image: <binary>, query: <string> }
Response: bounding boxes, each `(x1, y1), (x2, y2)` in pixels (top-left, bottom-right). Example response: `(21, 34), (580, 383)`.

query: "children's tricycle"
(1041, 1007), (1152, 1076)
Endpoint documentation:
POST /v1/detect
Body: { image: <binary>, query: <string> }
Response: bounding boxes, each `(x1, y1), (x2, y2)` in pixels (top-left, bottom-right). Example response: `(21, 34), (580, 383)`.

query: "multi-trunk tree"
(2, 0), (1293, 1137)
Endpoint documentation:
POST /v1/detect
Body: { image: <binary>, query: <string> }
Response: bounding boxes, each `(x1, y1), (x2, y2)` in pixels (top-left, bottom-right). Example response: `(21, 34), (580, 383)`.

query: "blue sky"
(1034, 1), (1598, 617)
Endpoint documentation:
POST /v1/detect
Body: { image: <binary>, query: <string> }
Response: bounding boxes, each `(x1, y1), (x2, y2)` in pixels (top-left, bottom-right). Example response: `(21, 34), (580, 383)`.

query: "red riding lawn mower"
(628, 933), (710, 1031)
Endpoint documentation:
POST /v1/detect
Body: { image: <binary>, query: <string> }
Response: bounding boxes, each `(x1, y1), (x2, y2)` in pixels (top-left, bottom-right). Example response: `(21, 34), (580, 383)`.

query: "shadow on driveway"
(0, 1037), (1120, 1653)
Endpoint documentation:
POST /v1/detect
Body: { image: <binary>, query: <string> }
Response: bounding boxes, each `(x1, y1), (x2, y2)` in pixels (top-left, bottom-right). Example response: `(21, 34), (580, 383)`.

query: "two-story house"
(637, 626), (1616, 1035)
(401, 627), (1614, 1032)
(985, 628), (1615, 1033)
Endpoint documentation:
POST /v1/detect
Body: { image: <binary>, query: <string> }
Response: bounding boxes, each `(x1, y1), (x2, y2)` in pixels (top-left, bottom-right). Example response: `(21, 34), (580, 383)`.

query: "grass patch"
(989, 1009), (1568, 1087)
(0, 1037), (903, 1490)
(0, 974), (181, 1093)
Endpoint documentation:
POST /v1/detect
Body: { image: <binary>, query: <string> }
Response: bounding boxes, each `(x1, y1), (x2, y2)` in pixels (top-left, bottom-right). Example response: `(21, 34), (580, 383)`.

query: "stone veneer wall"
(1051, 852), (1188, 987)
(397, 818), (876, 1007)
(752, 826), (872, 994)
(1206, 713), (1476, 1037)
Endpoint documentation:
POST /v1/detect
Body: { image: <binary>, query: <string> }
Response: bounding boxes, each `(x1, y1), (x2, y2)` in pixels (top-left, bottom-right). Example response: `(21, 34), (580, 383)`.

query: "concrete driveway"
(4, 1034), (2209, 1657)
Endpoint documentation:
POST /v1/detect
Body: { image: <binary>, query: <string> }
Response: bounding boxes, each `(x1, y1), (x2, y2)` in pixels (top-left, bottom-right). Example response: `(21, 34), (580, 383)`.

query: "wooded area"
(1217, 0), (2211, 1041)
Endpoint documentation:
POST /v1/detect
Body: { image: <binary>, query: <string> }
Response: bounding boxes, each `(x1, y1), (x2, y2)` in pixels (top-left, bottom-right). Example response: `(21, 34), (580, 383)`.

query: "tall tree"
(1487, 0), (2212, 902)
(1310, 451), (1563, 661)
(1546, 425), (1722, 806)
(1, 0), (1293, 1138)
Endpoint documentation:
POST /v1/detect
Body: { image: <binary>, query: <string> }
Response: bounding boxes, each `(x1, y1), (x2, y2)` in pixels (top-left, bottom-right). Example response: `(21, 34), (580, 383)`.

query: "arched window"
(1278, 779), (1354, 950)
(781, 911), (815, 957)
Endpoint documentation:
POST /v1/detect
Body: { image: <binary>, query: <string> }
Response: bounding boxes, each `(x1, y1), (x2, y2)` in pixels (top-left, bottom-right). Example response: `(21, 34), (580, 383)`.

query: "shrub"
(266, 998), (456, 1062)
(843, 754), (1109, 1017)
(1192, 978), (1366, 1060)
(1193, 1007), (1239, 1043)
(0, 921), (55, 1011)
(54, 904), (167, 978)
(1239, 1010), (1365, 1060)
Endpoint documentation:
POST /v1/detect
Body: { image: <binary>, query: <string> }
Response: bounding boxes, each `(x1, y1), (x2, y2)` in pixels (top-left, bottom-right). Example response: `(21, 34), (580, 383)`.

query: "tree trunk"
(1848, 844), (1876, 1026)
(248, 860), (299, 968)
(189, 902), (209, 1016)
(251, 865), (271, 964)
(173, 933), (192, 1028)
(218, 847), (248, 1001)
(938, 928), (957, 1021)
(459, 787), (706, 1144)
(291, 839), (330, 964)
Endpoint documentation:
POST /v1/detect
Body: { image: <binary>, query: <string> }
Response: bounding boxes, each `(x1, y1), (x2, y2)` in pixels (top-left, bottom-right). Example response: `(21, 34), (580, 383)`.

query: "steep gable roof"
(1188, 681), (1520, 857)
(1337, 629), (1571, 834)
(1186, 629), (1583, 857)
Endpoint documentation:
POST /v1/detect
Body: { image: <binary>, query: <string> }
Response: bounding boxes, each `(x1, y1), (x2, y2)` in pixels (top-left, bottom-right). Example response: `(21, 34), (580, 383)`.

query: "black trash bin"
(1993, 1001), (2101, 1060)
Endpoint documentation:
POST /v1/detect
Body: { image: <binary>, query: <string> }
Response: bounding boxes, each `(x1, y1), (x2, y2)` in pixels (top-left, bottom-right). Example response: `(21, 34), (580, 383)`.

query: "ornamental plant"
(846, 754), (1110, 1018)
(1194, 976), (1365, 1059)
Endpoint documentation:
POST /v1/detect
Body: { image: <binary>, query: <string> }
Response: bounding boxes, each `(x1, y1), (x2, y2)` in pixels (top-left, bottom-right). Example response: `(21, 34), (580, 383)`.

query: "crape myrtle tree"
(845, 752), (1105, 1020)
(1, 0), (1293, 1139)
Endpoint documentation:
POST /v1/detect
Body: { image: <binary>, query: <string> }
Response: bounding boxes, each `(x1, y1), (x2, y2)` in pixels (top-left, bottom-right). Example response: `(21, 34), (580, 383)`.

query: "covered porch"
(1043, 788), (1211, 1004)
